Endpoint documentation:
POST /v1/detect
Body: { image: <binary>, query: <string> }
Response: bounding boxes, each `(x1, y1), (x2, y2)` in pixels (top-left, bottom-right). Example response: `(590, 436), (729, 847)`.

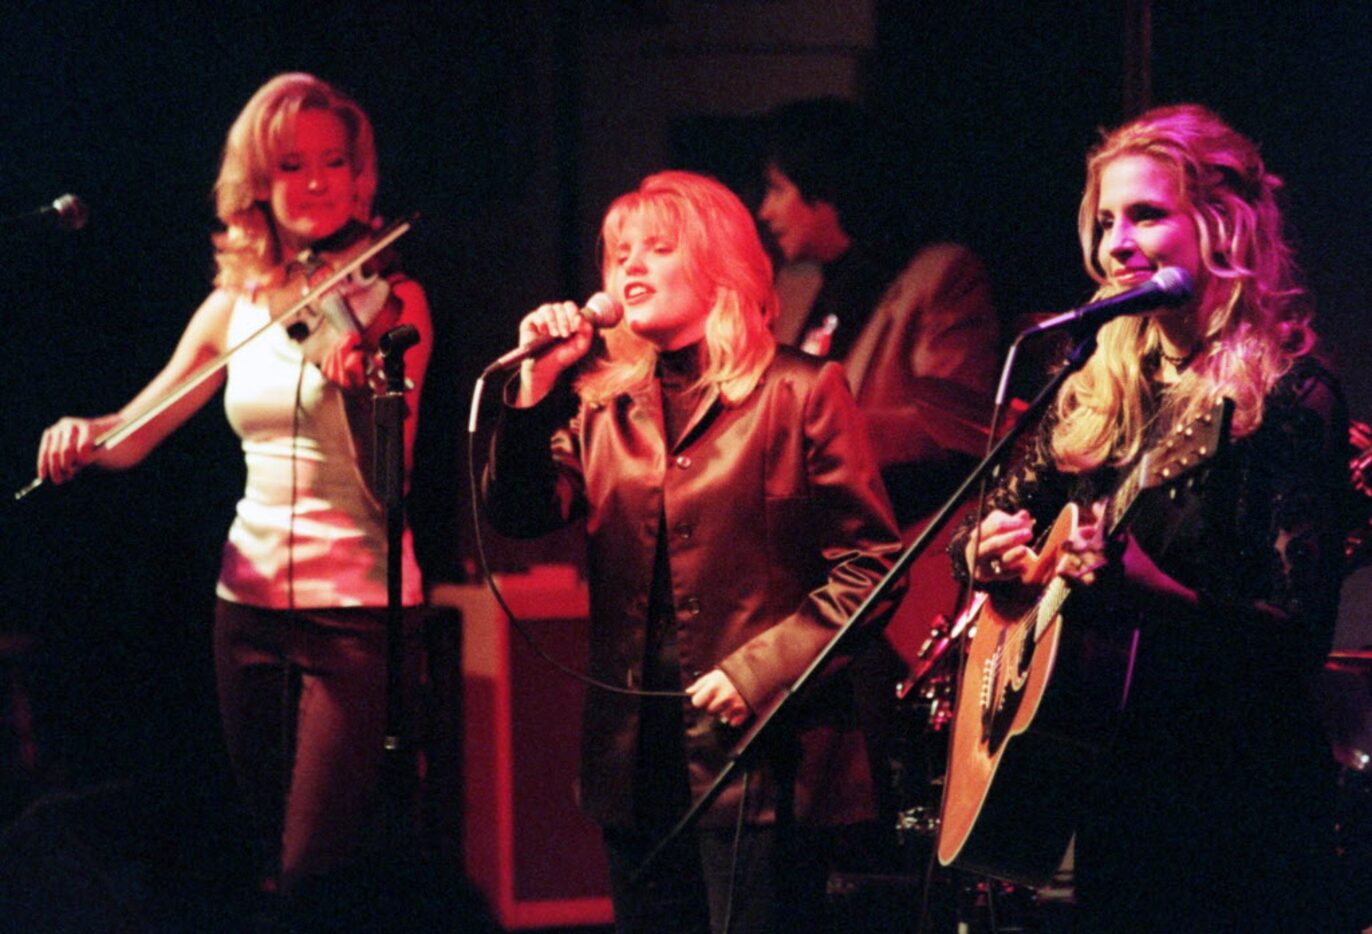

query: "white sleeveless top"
(215, 292), (423, 608)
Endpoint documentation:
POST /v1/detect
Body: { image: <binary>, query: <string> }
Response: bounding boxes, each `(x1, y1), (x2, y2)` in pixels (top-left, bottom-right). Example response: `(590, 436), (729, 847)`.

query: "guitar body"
(935, 399), (1232, 886)
(936, 505), (1138, 885)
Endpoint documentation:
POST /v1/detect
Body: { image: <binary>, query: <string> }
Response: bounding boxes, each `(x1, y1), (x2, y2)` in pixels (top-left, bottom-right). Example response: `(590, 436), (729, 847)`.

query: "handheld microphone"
(482, 292), (623, 375)
(0, 193), (89, 231)
(1019, 267), (1194, 338)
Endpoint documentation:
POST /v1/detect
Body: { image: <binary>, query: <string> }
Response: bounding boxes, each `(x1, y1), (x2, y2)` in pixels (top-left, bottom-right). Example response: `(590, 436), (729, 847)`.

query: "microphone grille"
(584, 291), (624, 327)
(1151, 267), (1194, 302)
(51, 194), (89, 231)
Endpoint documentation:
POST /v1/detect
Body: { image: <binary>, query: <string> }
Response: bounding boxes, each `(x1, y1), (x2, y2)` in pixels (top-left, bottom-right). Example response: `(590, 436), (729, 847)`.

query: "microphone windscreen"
(584, 291), (623, 327)
(51, 194), (88, 231)
(379, 323), (421, 355)
(1151, 266), (1193, 302)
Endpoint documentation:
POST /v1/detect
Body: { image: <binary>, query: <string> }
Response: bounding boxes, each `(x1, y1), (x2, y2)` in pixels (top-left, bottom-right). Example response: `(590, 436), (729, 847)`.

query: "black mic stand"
(374, 324), (422, 849)
(633, 324), (1104, 889)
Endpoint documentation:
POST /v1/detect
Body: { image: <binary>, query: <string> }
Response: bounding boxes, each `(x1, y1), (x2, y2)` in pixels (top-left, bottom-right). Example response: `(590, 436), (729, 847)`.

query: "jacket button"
(681, 596), (701, 616)
(674, 454), (692, 469)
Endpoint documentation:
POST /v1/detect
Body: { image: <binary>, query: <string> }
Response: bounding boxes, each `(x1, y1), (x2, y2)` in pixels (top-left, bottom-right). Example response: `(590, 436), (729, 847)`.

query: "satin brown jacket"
(484, 347), (906, 830)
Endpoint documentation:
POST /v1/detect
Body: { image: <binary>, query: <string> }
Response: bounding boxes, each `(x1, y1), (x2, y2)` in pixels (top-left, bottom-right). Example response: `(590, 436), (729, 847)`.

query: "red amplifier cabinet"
(431, 566), (613, 929)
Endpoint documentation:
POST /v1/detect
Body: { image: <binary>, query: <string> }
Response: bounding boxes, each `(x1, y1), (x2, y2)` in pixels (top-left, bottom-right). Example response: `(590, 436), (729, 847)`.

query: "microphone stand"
(633, 324), (1103, 885)
(375, 325), (421, 850)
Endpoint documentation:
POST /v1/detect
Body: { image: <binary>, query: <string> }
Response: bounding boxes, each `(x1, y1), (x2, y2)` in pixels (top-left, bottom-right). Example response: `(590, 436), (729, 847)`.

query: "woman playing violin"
(35, 73), (433, 901)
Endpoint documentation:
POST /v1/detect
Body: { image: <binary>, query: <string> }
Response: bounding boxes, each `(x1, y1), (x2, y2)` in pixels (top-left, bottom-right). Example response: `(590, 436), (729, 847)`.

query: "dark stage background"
(0, 0), (1367, 926)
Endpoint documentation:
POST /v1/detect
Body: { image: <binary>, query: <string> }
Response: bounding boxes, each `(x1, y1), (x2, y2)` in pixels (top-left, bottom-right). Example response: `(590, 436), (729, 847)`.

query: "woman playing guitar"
(949, 105), (1346, 931)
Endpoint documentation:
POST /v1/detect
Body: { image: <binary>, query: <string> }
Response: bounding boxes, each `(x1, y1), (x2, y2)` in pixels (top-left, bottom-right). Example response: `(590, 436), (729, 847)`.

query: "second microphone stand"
(373, 324), (423, 848)
(634, 324), (1104, 885)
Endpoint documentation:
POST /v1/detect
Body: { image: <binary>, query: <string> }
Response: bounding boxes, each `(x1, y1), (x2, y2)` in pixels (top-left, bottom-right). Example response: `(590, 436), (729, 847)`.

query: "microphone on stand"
(379, 323), (421, 357)
(1018, 267), (1194, 338)
(481, 292), (623, 376)
(0, 193), (90, 232)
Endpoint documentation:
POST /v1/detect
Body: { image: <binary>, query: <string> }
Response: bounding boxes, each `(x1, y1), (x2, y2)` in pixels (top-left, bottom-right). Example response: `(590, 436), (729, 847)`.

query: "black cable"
(288, 358), (306, 618)
(276, 356), (310, 871)
(465, 376), (686, 699)
(915, 828), (940, 934)
(721, 767), (750, 934)
(987, 877), (1001, 933)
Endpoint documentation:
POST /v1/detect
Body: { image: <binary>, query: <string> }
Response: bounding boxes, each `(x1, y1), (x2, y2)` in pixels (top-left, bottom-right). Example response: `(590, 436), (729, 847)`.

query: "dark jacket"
(946, 356), (1346, 929)
(484, 347), (905, 829)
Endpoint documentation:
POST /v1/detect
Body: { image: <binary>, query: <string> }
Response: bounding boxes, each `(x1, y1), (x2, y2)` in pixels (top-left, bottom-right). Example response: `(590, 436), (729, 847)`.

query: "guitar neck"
(1103, 452), (1150, 538)
(1103, 398), (1235, 538)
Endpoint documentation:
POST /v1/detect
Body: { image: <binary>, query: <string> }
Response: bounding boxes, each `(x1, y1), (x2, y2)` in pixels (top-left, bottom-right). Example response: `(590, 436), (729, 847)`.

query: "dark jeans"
(212, 599), (421, 893)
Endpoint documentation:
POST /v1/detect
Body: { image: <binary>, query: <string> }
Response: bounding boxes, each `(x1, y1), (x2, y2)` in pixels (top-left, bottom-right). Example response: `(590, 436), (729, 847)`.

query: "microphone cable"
(466, 372), (687, 699)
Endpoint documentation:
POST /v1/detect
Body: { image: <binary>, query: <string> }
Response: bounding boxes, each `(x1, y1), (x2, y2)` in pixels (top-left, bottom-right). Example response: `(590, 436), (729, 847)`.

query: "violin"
(266, 219), (405, 372)
(14, 215), (417, 501)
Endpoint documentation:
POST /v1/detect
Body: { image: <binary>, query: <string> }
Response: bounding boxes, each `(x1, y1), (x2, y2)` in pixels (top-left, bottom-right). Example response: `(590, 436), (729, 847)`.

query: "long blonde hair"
(1053, 104), (1313, 471)
(211, 73), (377, 289)
(576, 171), (778, 406)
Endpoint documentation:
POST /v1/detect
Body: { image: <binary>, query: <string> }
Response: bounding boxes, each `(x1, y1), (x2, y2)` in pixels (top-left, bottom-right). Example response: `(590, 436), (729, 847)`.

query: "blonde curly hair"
(1053, 104), (1313, 471)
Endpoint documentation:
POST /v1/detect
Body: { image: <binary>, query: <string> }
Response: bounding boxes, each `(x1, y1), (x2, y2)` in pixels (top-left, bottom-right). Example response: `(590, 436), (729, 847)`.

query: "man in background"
(756, 97), (1001, 874)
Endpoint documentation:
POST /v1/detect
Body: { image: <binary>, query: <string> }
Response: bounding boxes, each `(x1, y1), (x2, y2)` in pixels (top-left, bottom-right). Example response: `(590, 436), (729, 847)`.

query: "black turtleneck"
(656, 341), (707, 449)
(628, 343), (712, 828)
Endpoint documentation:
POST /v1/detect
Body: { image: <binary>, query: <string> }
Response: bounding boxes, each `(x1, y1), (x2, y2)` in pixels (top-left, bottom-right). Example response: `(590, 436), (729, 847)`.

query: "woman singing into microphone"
(951, 105), (1345, 930)
(483, 170), (905, 933)
(35, 73), (433, 904)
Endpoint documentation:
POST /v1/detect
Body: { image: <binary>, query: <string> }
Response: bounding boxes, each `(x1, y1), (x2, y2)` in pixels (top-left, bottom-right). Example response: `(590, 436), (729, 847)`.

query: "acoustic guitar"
(936, 398), (1233, 886)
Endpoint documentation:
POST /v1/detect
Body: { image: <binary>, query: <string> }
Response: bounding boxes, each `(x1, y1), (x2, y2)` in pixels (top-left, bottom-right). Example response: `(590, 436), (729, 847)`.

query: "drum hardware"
(1322, 650), (1372, 774)
(895, 804), (941, 839)
(1327, 649), (1372, 673)
(904, 615), (954, 686)
(1346, 419), (1372, 572)
(889, 606), (981, 851)
(896, 597), (981, 706)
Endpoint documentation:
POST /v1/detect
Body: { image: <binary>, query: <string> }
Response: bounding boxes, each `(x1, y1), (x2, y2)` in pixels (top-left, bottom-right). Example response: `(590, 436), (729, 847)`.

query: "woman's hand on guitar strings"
(1058, 501), (1175, 599)
(969, 508), (1037, 583)
(1058, 501), (1112, 586)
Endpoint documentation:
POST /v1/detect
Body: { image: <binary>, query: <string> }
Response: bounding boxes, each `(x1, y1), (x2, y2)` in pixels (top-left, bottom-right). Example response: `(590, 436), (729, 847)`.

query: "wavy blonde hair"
(1054, 104), (1313, 471)
(576, 171), (778, 406)
(211, 73), (377, 289)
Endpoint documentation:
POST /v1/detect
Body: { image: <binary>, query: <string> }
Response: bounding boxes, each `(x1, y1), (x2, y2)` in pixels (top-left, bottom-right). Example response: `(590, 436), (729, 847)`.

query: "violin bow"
(14, 214), (417, 501)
